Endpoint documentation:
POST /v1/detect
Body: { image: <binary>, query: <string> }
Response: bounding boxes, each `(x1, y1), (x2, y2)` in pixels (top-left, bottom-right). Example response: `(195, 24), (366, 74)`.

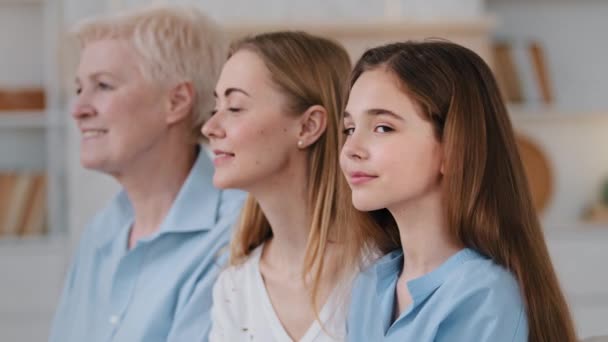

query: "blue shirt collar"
(375, 248), (483, 301)
(374, 249), (403, 292)
(95, 147), (221, 248)
(407, 248), (482, 302)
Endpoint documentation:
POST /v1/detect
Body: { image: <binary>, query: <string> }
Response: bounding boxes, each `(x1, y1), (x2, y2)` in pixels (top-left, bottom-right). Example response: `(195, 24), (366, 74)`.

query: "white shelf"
(0, 111), (46, 129)
(508, 104), (608, 123)
(226, 16), (497, 37)
(0, 0), (43, 4)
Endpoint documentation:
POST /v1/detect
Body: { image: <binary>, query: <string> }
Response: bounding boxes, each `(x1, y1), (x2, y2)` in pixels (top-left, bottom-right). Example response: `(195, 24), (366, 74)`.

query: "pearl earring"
(297, 140), (304, 148)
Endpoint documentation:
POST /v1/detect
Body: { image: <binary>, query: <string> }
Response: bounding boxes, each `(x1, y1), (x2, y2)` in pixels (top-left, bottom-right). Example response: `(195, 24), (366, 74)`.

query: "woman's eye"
(97, 82), (113, 90)
(342, 127), (355, 136)
(374, 125), (393, 133)
(228, 107), (242, 113)
(210, 109), (218, 116)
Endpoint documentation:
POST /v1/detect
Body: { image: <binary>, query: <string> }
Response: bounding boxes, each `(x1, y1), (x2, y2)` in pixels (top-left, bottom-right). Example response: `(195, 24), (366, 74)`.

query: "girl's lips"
(348, 172), (378, 185)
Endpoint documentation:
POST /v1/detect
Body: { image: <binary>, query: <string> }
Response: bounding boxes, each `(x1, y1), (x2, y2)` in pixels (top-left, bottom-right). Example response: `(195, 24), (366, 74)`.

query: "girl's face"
(340, 68), (444, 212)
(202, 50), (302, 192)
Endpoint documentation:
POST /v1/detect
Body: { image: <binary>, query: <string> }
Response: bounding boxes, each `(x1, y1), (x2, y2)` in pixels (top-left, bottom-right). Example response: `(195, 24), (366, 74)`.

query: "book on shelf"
(19, 174), (47, 236)
(492, 41), (524, 103)
(2, 173), (34, 236)
(0, 88), (45, 111)
(492, 39), (554, 106)
(528, 41), (554, 104)
(0, 172), (47, 237)
(0, 173), (18, 234)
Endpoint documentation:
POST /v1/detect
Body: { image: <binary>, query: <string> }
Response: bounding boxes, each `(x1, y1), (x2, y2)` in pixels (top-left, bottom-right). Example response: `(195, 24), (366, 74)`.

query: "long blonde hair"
(228, 31), (399, 313)
(350, 40), (577, 342)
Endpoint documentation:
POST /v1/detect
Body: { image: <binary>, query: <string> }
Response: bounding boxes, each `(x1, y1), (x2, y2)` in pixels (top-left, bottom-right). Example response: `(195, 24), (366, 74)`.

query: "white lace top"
(209, 244), (348, 342)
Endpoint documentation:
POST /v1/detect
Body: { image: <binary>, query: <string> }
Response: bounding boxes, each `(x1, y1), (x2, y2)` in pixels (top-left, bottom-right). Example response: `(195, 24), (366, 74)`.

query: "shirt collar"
(407, 248), (481, 302)
(374, 248), (483, 300)
(95, 147), (222, 248)
(374, 249), (404, 296)
(156, 148), (220, 234)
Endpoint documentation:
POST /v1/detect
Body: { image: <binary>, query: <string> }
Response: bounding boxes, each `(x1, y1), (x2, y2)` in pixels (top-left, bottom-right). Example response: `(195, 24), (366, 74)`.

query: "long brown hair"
(349, 40), (577, 342)
(228, 31), (399, 316)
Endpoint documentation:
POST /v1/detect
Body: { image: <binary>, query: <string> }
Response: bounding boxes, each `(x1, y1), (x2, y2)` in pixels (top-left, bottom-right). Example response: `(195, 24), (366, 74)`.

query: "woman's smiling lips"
(212, 149), (235, 166)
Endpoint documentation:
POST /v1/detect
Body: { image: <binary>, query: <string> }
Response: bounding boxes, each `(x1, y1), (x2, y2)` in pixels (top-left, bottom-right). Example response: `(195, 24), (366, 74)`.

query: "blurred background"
(1, 0), (607, 340)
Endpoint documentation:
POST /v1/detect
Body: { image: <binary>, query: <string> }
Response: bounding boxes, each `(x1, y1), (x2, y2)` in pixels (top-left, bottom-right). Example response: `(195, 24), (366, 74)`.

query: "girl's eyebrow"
(343, 108), (404, 120)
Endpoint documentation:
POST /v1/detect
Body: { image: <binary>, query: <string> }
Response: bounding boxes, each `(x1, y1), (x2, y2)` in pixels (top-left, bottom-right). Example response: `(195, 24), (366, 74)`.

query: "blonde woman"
(203, 32), (396, 342)
(49, 5), (244, 342)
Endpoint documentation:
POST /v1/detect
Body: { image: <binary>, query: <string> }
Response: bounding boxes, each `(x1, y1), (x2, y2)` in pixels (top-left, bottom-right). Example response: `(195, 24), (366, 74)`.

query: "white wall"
(0, 239), (68, 342)
(488, 1), (608, 111)
(0, 127), (45, 170)
(0, 3), (44, 88)
(118, 0), (484, 22)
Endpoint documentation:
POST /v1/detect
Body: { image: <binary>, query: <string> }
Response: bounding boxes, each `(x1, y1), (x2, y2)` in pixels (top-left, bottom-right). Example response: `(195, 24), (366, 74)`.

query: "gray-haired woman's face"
(72, 38), (169, 176)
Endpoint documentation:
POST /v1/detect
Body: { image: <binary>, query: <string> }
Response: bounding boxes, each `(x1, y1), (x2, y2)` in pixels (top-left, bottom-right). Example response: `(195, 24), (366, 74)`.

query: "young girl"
(341, 41), (577, 342)
(203, 32), (395, 341)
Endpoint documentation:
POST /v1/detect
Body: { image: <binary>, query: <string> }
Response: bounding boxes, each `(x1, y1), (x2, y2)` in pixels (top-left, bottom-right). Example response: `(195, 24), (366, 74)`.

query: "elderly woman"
(49, 5), (244, 342)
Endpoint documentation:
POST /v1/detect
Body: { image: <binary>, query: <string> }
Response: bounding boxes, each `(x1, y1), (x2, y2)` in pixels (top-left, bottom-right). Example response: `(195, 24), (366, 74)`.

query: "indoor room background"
(1, 0), (607, 340)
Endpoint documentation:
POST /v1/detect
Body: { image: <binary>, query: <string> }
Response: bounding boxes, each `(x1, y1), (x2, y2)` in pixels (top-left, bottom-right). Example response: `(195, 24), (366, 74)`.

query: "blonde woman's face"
(202, 50), (301, 192)
(72, 38), (170, 175)
(340, 69), (443, 212)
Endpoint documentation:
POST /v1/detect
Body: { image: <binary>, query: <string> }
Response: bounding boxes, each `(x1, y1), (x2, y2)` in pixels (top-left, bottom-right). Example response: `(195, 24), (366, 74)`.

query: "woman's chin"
(212, 174), (240, 190)
(80, 154), (119, 175)
(80, 155), (103, 171)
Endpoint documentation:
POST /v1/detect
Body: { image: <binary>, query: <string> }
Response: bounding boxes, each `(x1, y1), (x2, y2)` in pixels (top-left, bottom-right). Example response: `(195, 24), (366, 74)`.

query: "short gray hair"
(73, 4), (227, 142)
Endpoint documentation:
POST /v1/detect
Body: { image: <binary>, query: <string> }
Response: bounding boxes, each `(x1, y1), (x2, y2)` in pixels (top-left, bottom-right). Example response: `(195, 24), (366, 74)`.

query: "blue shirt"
(49, 150), (245, 342)
(347, 248), (528, 342)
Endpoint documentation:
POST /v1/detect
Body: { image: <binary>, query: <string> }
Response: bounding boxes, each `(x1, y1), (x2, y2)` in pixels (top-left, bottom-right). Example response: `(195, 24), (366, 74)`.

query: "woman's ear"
(166, 81), (195, 124)
(297, 105), (328, 149)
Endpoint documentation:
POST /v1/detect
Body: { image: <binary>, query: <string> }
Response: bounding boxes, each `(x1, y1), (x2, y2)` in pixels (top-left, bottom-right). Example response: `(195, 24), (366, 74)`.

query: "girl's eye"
(374, 125), (393, 133)
(210, 109), (218, 116)
(342, 127), (355, 136)
(228, 107), (241, 113)
(75, 87), (82, 95)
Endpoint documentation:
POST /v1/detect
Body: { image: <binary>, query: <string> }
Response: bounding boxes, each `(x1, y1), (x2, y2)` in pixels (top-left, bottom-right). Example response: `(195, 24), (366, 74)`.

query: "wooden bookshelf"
(0, 0), (66, 339)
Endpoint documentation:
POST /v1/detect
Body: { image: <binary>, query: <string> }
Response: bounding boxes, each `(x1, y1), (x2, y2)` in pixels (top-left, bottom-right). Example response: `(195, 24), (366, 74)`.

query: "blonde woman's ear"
(297, 105), (328, 147)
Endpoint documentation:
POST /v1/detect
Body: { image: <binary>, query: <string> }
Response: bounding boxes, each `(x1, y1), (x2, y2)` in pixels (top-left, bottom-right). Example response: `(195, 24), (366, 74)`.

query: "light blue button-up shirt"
(49, 150), (245, 342)
(347, 248), (528, 342)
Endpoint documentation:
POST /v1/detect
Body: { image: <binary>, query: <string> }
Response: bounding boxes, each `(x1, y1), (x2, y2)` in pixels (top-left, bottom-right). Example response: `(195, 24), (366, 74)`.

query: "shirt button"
(109, 315), (120, 325)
